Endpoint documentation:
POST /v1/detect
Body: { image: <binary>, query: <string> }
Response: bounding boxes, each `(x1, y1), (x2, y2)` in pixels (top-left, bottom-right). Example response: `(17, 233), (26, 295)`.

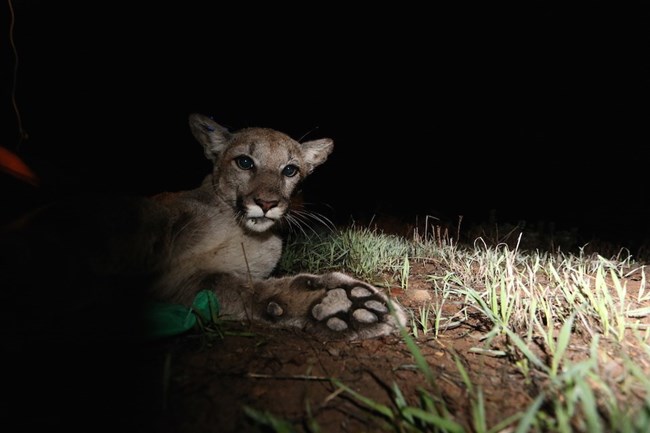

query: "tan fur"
(0, 114), (407, 340)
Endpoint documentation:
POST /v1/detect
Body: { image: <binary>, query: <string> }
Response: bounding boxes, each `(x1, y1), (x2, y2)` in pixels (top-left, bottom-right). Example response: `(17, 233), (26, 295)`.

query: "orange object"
(0, 146), (40, 187)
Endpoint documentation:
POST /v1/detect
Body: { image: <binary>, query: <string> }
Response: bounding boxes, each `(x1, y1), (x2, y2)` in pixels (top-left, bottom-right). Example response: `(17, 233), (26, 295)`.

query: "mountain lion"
(0, 114), (407, 341)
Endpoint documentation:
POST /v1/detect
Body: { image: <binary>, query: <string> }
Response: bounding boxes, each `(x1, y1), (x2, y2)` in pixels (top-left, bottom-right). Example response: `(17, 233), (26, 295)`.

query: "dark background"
(2, 2), (649, 250)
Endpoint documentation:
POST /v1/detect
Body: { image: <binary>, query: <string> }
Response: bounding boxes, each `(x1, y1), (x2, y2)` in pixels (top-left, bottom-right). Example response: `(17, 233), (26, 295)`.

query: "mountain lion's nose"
(255, 198), (279, 213)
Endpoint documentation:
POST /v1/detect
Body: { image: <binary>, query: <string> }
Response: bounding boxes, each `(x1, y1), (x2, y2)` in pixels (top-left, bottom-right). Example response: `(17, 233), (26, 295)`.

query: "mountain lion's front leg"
(211, 272), (408, 340)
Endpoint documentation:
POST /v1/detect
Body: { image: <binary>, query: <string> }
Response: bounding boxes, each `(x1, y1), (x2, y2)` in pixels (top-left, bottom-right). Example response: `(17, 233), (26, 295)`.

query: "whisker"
(302, 211), (336, 232)
(283, 213), (310, 238)
(291, 210), (334, 233)
(282, 206), (337, 241)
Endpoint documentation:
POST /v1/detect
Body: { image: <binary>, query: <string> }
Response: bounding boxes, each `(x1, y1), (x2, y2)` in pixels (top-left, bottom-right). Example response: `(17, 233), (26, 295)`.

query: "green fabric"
(144, 290), (220, 338)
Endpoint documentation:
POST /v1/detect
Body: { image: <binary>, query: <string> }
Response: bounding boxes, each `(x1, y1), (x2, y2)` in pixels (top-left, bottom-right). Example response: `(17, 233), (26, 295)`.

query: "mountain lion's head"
(189, 113), (333, 233)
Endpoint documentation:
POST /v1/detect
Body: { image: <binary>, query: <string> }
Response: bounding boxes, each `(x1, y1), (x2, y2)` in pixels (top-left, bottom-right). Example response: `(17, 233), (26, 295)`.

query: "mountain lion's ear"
(301, 138), (334, 174)
(188, 113), (232, 162)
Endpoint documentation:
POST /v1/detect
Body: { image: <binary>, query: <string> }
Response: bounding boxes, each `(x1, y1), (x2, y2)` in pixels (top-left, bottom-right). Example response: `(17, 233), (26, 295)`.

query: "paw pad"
(312, 283), (396, 333)
(267, 301), (284, 317)
(364, 300), (387, 313)
(326, 317), (349, 331)
(352, 309), (378, 323)
(311, 289), (352, 320)
(350, 286), (372, 298)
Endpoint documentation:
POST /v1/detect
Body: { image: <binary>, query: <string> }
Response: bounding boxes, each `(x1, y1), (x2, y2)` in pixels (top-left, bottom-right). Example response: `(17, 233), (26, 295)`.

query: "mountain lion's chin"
(244, 217), (275, 232)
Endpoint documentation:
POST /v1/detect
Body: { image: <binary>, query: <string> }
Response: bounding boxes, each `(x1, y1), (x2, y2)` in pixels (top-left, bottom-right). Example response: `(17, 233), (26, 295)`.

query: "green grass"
(277, 224), (410, 287)
(247, 222), (650, 432)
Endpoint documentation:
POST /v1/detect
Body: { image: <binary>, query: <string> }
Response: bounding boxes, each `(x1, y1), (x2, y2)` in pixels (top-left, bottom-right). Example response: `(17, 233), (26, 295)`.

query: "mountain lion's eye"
(282, 165), (299, 177)
(234, 155), (254, 170)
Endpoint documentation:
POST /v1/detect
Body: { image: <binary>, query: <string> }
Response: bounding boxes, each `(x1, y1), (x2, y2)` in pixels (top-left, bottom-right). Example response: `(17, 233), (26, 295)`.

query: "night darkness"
(2, 2), (649, 251)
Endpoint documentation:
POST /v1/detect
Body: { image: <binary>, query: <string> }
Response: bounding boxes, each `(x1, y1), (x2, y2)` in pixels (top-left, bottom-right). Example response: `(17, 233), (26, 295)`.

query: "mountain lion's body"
(0, 114), (406, 341)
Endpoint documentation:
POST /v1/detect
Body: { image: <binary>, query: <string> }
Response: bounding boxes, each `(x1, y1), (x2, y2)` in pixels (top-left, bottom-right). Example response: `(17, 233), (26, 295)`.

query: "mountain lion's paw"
(305, 272), (407, 340)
